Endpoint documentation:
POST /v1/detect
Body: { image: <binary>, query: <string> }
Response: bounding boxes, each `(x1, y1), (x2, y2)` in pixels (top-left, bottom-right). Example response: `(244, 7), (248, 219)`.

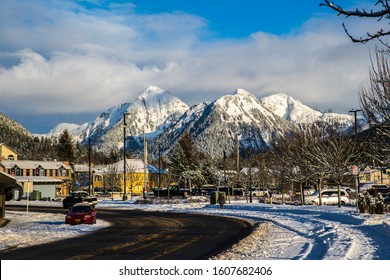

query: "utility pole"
(349, 109), (362, 136)
(143, 132), (147, 199)
(349, 109), (361, 208)
(123, 113), (130, 201)
(223, 150), (230, 204)
(88, 138), (92, 196)
(158, 144), (161, 198)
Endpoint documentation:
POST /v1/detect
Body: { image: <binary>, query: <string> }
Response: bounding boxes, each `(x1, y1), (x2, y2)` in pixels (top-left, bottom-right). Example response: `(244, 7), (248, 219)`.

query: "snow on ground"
(2, 198), (390, 260)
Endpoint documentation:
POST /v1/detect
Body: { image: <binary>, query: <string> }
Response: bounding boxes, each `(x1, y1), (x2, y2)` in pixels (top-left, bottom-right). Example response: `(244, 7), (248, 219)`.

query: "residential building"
(359, 166), (390, 185)
(0, 160), (73, 198)
(92, 159), (165, 196)
(0, 143), (18, 161)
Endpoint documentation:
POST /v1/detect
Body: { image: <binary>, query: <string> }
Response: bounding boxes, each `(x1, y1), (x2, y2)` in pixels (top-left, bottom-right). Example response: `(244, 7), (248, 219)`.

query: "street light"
(123, 113), (130, 201)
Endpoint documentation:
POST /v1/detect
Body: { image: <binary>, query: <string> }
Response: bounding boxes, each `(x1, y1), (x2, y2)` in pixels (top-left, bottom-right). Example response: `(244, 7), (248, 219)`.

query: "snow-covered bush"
(375, 194), (385, 214)
(357, 193), (367, 213)
(358, 192), (387, 214)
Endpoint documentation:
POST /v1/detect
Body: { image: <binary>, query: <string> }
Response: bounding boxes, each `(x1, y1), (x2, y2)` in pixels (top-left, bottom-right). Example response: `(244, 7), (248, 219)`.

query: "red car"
(65, 203), (97, 225)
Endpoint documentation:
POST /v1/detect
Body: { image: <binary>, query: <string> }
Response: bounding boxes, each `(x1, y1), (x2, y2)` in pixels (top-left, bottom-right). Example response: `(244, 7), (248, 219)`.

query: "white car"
(247, 187), (268, 197)
(304, 189), (350, 205)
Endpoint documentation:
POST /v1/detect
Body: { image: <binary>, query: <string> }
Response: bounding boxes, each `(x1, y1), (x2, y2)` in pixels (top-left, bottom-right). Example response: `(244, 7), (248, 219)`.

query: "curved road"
(0, 206), (253, 260)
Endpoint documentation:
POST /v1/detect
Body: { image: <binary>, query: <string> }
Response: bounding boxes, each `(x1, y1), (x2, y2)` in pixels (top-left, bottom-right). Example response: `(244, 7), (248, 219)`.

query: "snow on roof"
(1, 160), (72, 170)
(109, 159), (166, 174)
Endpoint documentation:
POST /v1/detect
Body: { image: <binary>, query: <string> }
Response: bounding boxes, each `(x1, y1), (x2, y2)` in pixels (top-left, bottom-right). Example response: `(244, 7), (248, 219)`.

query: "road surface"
(0, 206), (253, 260)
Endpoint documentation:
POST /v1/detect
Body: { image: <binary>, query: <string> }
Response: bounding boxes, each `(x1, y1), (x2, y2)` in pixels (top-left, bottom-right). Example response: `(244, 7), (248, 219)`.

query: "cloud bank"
(0, 0), (374, 132)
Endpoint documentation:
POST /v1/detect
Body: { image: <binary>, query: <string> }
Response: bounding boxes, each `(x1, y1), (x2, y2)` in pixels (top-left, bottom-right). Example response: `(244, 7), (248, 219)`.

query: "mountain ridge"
(24, 86), (357, 157)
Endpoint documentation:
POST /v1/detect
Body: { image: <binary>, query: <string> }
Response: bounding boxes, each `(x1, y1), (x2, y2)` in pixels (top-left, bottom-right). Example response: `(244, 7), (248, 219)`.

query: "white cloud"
(0, 0), (375, 121)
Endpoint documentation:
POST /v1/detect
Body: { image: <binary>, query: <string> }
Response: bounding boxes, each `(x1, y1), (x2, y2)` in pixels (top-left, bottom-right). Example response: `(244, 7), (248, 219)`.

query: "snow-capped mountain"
(45, 86), (357, 157)
(153, 89), (294, 156)
(260, 93), (355, 131)
(45, 123), (82, 139)
(47, 86), (189, 152)
(260, 93), (322, 124)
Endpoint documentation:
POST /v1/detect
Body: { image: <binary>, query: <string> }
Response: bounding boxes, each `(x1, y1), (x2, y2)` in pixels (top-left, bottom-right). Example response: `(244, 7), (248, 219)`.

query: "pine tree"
(56, 129), (75, 163)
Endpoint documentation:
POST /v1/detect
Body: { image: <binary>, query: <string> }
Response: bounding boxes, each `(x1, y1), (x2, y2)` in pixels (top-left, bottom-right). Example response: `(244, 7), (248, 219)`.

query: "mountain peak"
(261, 93), (322, 123)
(138, 86), (167, 99)
(234, 88), (253, 96)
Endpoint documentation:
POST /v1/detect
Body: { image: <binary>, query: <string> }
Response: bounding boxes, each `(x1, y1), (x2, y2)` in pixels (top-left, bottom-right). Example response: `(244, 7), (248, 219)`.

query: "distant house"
(0, 160), (73, 198)
(0, 143), (18, 161)
(359, 166), (390, 185)
(92, 159), (165, 196)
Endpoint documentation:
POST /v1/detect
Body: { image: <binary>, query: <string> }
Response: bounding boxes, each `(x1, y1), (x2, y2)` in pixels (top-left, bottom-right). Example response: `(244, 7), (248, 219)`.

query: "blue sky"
(116, 0), (322, 36)
(0, 0), (378, 133)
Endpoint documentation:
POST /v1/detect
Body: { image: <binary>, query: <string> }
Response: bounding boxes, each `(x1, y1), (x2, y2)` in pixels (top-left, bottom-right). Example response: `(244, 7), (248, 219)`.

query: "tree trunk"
(338, 184), (342, 208)
(318, 177), (323, 206)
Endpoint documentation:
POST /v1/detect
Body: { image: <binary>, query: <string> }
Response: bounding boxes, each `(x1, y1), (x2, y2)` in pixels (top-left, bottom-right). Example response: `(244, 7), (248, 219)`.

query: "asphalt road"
(0, 206), (253, 260)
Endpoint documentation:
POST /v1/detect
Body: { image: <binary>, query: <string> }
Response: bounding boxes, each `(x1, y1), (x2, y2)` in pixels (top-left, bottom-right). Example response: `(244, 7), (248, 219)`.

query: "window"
(10, 165), (21, 176)
(7, 155), (14, 160)
(35, 166), (45, 176)
(94, 175), (103, 182)
(57, 167), (68, 177)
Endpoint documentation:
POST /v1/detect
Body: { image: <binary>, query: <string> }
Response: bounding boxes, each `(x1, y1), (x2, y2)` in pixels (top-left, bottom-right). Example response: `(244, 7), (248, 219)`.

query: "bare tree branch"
(321, 0), (390, 44)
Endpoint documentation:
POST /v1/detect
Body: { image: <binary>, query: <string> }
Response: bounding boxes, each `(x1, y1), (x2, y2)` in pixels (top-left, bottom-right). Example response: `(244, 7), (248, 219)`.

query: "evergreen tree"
(169, 145), (189, 179)
(56, 129), (75, 163)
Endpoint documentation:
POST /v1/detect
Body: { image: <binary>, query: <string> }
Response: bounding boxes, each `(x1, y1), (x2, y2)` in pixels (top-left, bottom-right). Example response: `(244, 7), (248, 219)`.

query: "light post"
(123, 113), (130, 201)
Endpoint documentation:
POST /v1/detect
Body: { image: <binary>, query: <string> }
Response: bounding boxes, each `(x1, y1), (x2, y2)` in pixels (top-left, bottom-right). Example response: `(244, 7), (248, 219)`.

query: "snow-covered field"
(2, 197), (389, 260)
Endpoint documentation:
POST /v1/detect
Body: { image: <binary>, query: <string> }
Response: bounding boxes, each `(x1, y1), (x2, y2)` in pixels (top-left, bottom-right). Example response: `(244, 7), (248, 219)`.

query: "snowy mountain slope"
(260, 93), (322, 123)
(154, 89), (294, 156)
(260, 93), (355, 129)
(43, 86), (356, 157)
(45, 123), (82, 139)
(56, 86), (189, 152)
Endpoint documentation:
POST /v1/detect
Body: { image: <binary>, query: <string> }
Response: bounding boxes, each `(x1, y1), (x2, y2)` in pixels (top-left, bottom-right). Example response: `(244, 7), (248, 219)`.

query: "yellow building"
(0, 160), (73, 197)
(0, 143), (18, 161)
(359, 166), (390, 185)
(93, 159), (163, 196)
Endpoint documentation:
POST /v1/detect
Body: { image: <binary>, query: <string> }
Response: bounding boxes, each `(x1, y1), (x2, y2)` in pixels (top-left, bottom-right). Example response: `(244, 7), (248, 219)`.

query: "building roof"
(0, 170), (23, 193)
(0, 160), (72, 170)
(107, 159), (166, 174)
(73, 164), (90, 172)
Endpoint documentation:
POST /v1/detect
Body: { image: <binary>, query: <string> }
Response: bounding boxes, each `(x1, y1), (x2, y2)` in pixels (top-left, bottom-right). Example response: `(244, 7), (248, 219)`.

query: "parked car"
(247, 187), (268, 197)
(152, 185), (190, 198)
(65, 203), (97, 225)
(366, 185), (390, 197)
(304, 189), (350, 206)
(62, 191), (97, 209)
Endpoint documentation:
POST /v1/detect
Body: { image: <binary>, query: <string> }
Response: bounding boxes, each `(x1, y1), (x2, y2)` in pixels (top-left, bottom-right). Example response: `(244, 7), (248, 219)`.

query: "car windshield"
(71, 206), (91, 213)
